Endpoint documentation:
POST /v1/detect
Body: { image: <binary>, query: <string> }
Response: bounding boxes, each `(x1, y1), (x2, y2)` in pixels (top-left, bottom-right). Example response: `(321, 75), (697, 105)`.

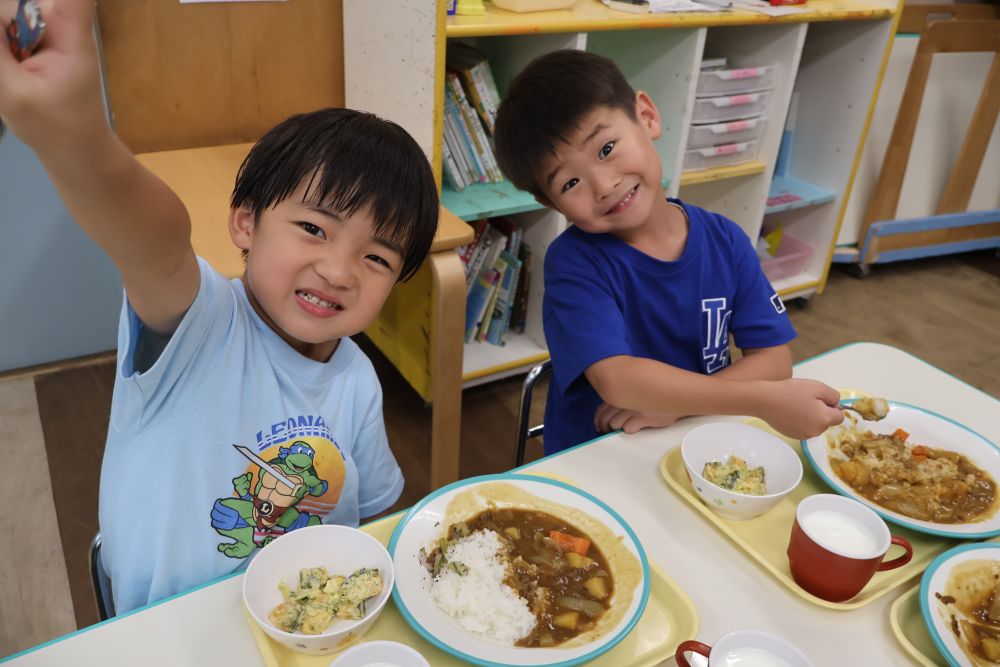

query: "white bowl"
(681, 422), (802, 520)
(329, 640), (430, 667)
(242, 524), (395, 656)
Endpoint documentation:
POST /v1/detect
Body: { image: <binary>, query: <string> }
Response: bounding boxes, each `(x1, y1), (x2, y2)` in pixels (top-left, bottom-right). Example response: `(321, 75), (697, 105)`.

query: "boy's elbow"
(585, 357), (630, 405)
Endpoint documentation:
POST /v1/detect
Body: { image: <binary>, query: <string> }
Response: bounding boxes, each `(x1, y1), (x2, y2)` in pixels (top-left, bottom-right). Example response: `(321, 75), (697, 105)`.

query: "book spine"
(471, 62), (501, 132)
(445, 86), (486, 183)
(488, 250), (522, 345)
(465, 268), (500, 343)
(448, 72), (501, 183)
(477, 256), (507, 342)
(443, 107), (475, 185)
(458, 68), (494, 137)
(465, 230), (492, 290)
(441, 133), (465, 191)
(511, 243), (532, 333)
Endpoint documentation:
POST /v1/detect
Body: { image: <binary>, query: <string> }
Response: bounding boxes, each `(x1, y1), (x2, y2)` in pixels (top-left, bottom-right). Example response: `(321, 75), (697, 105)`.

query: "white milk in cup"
(724, 646), (795, 667)
(798, 509), (880, 558)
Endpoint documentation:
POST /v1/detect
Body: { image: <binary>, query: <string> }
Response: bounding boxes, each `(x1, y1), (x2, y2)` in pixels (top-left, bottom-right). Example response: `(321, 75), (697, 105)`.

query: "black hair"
(494, 50), (637, 199)
(231, 108), (438, 281)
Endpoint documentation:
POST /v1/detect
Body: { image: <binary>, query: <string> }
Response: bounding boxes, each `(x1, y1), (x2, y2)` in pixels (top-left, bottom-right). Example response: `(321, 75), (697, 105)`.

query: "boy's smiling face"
(538, 92), (668, 239)
(229, 178), (404, 361)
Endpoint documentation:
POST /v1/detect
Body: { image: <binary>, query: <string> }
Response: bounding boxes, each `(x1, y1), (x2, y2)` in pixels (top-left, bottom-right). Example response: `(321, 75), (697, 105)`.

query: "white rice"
(428, 529), (536, 644)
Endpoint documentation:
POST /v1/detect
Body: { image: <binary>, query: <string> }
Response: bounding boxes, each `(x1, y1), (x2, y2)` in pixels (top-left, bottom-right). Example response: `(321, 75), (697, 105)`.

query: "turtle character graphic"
(211, 442), (329, 558)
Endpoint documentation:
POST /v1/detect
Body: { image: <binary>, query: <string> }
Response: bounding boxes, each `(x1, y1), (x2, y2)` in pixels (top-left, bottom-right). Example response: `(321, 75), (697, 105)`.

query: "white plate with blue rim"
(388, 473), (650, 667)
(801, 399), (1000, 538)
(920, 542), (1000, 667)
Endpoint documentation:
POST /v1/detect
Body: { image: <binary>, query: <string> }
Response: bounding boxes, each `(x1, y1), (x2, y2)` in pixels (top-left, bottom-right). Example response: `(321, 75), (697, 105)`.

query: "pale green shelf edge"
(443, 178), (672, 221)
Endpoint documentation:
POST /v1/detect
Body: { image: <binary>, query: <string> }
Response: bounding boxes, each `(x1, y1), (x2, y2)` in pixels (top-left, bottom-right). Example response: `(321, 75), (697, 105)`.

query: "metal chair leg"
(89, 532), (115, 621)
(515, 360), (552, 468)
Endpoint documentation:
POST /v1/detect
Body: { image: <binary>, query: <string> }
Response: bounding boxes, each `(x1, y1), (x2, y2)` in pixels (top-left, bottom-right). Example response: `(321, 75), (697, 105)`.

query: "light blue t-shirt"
(542, 199), (796, 454)
(99, 258), (404, 614)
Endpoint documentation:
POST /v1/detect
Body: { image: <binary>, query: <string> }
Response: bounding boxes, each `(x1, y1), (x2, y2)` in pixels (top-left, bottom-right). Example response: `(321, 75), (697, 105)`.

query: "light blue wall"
(0, 132), (122, 372)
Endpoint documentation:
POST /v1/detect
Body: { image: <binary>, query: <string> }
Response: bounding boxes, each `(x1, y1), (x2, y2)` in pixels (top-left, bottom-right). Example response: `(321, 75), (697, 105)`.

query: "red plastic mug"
(675, 630), (814, 666)
(787, 494), (913, 602)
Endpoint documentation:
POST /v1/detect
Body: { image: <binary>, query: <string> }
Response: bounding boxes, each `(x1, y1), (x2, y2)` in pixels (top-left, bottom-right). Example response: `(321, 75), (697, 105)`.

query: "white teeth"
(611, 187), (636, 213)
(297, 290), (340, 310)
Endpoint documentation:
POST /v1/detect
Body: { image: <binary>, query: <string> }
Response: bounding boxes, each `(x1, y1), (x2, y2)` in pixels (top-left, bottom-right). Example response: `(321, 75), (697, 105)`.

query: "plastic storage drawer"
(696, 65), (774, 96)
(687, 116), (765, 149)
(683, 140), (758, 172)
(761, 233), (813, 282)
(691, 90), (771, 124)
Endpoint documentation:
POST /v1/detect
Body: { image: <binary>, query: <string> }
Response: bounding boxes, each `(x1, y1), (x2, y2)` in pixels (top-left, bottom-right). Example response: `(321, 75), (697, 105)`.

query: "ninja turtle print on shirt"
(210, 415), (347, 559)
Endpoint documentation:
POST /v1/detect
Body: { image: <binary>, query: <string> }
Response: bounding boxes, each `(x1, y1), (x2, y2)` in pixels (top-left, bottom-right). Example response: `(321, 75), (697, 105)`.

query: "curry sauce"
(829, 428), (997, 523)
(432, 507), (614, 648)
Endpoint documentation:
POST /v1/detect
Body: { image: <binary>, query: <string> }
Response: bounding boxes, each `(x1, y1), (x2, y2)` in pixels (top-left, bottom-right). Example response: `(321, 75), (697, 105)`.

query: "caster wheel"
(847, 263), (871, 279)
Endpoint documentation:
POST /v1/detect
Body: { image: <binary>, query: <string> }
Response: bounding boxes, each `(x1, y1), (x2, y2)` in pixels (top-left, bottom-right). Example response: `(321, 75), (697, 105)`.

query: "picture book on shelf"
(485, 250), (523, 346)
(447, 42), (502, 135)
(465, 268), (501, 343)
(458, 216), (532, 346)
(446, 71), (502, 183)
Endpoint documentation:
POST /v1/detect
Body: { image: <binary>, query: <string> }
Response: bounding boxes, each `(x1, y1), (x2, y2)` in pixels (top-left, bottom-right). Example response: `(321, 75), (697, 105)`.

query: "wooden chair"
(851, 7), (1000, 275)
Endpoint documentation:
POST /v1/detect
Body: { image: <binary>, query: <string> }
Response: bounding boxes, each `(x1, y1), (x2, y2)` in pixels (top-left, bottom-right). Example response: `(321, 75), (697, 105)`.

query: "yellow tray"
(890, 584), (946, 667)
(658, 420), (962, 610)
(243, 512), (700, 666)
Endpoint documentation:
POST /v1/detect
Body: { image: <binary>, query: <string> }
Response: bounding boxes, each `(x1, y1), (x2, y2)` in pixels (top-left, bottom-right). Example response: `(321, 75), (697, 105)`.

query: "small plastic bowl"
(242, 524), (395, 656)
(328, 640), (430, 667)
(681, 422), (802, 520)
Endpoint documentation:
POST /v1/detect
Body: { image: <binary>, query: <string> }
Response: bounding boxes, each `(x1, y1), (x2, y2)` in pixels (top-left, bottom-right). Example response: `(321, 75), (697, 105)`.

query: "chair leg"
(89, 533), (115, 621)
(515, 370), (536, 468)
(515, 361), (552, 468)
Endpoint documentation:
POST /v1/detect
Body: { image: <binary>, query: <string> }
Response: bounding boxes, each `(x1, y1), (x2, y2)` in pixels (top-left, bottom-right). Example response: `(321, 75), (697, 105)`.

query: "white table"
(7, 342), (997, 666)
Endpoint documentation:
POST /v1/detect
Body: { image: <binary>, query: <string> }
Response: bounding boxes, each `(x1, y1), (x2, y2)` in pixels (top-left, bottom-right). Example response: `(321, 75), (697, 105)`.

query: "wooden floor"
(1, 251), (998, 658)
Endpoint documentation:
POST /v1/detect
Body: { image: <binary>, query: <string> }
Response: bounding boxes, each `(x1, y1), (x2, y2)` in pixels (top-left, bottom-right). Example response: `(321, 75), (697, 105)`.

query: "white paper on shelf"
(649, 0), (720, 12)
(730, 0), (808, 15)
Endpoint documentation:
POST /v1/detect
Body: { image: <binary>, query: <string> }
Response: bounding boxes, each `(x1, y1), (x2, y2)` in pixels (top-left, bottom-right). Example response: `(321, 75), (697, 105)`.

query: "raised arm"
(585, 355), (843, 439)
(0, 0), (198, 334)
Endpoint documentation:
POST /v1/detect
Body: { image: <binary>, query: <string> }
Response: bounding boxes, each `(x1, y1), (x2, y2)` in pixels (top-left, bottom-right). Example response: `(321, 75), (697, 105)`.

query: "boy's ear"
(635, 91), (662, 140)
(229, 206), (256, 251)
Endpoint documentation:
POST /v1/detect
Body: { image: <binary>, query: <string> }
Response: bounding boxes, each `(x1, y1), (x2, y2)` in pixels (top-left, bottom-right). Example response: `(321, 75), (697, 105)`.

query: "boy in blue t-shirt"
(494, 50), (844, 454)
(0, 1), (438, 613)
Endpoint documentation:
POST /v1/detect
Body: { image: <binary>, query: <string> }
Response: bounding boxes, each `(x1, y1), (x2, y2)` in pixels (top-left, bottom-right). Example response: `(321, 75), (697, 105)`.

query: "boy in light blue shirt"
(0, 0), (438, 613)
(494, 50), (844, 453)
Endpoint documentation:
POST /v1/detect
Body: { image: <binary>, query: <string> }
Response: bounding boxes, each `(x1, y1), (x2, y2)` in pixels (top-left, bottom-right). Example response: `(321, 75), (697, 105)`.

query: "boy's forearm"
(586, 355), (773, 418)
(714, 345), (793, 381)
(35, 129), (193, 280)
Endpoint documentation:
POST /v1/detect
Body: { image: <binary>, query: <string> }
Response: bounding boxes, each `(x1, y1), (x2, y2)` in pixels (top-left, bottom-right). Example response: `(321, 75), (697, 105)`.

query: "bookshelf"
(342, 0), (900, 467)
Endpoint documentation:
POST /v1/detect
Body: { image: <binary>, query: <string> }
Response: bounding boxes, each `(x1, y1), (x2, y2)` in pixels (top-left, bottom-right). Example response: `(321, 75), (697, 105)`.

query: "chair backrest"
(514, 360), (552, 468)
(89, 532), (116, 621)
(95, 0), (345, 153)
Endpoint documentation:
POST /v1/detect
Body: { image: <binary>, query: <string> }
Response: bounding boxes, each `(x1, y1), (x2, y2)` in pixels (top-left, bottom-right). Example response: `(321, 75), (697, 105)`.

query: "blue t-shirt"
(99, 258), (404, 614)
(542, 199), (795, 454)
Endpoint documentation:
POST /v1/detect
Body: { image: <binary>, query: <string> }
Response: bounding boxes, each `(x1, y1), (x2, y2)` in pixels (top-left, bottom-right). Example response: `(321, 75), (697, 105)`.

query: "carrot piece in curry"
(549, 530), (591, 556)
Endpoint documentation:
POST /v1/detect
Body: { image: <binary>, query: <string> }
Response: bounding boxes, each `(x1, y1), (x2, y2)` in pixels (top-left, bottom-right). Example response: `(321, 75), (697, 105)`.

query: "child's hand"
(759, 378), (844, 440)
(0, 0), (106, 153)
(594, 402), (680, 434)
